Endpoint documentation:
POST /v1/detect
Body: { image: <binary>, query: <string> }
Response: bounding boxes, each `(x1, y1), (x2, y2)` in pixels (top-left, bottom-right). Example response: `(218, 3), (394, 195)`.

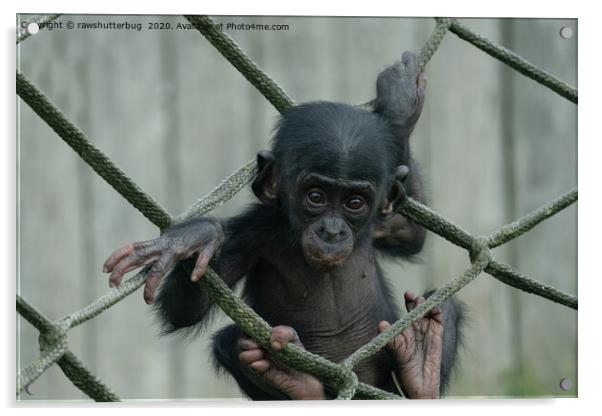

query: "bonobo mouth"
(301, 229), (353, 271)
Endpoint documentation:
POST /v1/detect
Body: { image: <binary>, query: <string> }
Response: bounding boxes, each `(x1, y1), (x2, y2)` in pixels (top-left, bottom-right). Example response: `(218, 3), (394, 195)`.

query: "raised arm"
(372, 51), (427, 257)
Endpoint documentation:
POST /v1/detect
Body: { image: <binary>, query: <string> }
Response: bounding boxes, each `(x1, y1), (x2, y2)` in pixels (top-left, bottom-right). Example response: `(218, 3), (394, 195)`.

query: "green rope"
(486, 260), (577, 309)
(359, 17), (453, 109)
(199, 268), (378, 397)
(343, 248), (491, 370)
(488, 189), (578, 248)
(174, 159), (258, 224)
(57, 352), (120, 402)
(417, 18), (454, 68)
(17, 294), (54, 333)
(17, 296), (121, 400)
(400, 195), (577, 309)
(400, 198), (475, 250)
(17, 340), (67, 395)
(16, 70), (173, 231)
(446, 19), (578, 104)
(184, 15), (295, 114)
(17, 14), (62, 44)
(63, 271), (148, 329)
(355, 382), (401, 400)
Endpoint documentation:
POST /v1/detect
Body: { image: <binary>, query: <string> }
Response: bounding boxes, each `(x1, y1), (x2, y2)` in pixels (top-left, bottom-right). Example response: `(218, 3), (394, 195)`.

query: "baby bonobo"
(103, 51), (464, 400)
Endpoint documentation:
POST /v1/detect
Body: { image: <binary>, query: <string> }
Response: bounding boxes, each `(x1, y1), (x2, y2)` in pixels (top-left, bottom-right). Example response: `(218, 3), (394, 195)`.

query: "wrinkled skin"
(104, 219), (223, 304)
(237, 291), (443, 399)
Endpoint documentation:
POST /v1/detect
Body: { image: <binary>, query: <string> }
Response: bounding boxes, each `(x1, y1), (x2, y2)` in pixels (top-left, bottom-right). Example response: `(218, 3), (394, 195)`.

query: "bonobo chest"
(246, 242), (398, 389)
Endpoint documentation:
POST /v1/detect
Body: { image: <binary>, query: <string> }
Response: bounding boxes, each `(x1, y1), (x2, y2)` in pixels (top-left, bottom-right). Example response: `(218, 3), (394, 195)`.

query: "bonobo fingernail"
(103, 266), (108, 273)
(272, 341), (282, 350)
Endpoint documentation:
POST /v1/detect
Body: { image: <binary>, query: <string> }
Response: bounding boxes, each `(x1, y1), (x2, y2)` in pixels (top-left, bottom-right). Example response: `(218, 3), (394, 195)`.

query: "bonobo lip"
(301, 230), (353, 271)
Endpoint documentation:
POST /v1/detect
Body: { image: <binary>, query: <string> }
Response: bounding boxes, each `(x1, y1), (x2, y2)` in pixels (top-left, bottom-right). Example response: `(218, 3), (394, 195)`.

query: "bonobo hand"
(238, 326), (325, 400)
(378, 291), (443, 399)
(103, 219), (224, 304)
(394, 165), (410, 201)
(376, 51), (427, 133)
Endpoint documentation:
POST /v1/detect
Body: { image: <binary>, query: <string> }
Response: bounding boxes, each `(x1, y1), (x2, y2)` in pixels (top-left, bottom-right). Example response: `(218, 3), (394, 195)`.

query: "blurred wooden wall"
(17, 15), (577, 400)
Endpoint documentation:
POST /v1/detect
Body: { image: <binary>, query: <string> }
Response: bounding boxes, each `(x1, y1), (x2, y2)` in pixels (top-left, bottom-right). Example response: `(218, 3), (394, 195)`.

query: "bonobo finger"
(404, 291), (417, 312)
(378, 320), (403, 352)
(250, 359), (270, 373)
(143, 253), (175, 304)
(190, 241), (219, 282)
(395, 165), (410, 181)
(143, 275), (161, 305)
(378, 320), (391, 333)
(109, 251), (161, 288)
(401, 51), (417, 73)
(428, 306), (444, 325)
(239, 338), (260, 351)
(417, 71), (427, 91)
(239, 348), (266, 364)
(103, 240), (158, 272)
(271, 325), (300, 351)
(103, 244), (135, 273)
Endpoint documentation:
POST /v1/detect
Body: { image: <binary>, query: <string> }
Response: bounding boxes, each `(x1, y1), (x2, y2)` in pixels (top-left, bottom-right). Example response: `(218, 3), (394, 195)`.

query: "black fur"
(153, 62), (463, 399)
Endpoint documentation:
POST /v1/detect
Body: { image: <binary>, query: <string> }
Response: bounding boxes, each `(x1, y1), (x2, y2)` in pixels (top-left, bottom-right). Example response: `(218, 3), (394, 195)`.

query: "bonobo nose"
(316, 216), (350, 243)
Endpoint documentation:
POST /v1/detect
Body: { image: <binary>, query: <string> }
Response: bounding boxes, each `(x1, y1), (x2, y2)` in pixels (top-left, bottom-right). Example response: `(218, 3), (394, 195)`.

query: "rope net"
(16, 15), (578, 401)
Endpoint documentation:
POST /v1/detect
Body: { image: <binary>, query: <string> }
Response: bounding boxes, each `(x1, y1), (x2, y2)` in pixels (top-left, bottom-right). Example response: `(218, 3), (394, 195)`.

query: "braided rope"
(57, 352), (120, 402)
(184, 15), (295, 113)
(487, 189), (577, 248)
(18, 340), (67, 394)
(417, 18), (455, 68)
(400, 194), (578, 309)
(359, 18), (453, 109)
(16, 14), (578, 401)
(445, 19), (578, 104)
(344, 247), (491, 369)
(17, 14), (62, 44)
(16, 71), (173, 231)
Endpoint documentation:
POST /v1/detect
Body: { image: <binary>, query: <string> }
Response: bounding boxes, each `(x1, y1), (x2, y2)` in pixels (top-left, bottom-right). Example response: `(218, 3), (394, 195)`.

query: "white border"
(3, 1), (600, 415)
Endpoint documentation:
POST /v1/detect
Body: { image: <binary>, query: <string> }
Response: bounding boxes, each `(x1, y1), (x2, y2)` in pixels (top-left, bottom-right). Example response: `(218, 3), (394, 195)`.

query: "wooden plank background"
(17, 15), (577, 400)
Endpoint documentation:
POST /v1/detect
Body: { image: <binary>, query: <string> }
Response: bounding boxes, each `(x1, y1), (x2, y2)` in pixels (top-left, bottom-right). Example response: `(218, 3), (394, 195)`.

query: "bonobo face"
(295, 172), (377, 271)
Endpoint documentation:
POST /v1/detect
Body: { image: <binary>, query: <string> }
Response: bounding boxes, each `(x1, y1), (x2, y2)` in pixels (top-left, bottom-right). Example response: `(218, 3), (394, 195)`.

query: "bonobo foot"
(238, 326), (325, 400)
(375, 51), (427, 135)
(378, 291), (443, 399)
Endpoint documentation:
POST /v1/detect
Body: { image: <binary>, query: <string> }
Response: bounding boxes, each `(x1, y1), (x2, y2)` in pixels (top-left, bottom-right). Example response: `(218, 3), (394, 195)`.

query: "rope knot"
(335, 367), (359, 400)
(38, 323), (68, 353)
(469, 236), (491, 265)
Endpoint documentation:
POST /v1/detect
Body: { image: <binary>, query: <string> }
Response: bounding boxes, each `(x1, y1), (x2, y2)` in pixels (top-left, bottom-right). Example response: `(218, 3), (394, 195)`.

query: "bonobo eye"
(307, 189), (327, 206)
(345, 196), (366, 212)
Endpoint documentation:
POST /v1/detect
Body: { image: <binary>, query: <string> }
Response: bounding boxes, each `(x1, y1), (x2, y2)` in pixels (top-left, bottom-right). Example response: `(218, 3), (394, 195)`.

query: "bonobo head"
(252, 102), (407, 271)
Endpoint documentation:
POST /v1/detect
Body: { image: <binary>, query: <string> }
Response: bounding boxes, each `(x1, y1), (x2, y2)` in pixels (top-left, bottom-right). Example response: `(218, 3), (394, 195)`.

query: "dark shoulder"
(224, 203), (289, 246)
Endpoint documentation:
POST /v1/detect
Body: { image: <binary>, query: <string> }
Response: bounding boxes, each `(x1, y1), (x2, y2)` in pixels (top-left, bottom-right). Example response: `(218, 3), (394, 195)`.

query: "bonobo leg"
(212, 325), (325, 400)
(378, 291), (464, 398)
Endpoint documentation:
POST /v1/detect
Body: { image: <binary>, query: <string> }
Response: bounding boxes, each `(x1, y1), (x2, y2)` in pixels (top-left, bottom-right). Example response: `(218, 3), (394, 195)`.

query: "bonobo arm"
(373, 51), (427, 257)
(103, 212), (259, 334)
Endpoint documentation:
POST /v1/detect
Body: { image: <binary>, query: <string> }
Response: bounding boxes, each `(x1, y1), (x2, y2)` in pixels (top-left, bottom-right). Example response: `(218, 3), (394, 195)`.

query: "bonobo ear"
(252, 150), (279, 205)
(381, 165), (410, 218)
